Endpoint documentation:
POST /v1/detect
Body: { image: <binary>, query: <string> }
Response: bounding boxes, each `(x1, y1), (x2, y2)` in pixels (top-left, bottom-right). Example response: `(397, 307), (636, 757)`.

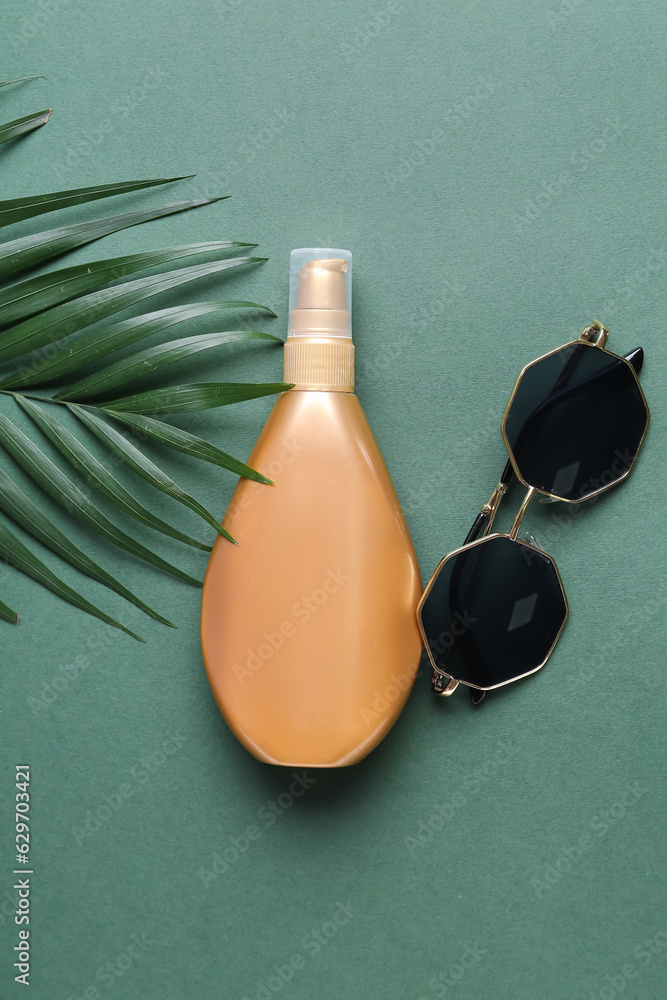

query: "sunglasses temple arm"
(465, 458), (515, 545)
(624, 346), (644, 375)
(462, 458), (514, 706)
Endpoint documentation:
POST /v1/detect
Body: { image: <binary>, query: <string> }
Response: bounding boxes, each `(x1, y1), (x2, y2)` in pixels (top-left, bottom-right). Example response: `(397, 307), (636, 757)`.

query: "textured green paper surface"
(0, 1), (666, 997)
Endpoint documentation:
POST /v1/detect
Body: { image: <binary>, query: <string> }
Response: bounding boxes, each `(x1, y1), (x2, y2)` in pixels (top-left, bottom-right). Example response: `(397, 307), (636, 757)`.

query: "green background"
(1, 1), (666, 997)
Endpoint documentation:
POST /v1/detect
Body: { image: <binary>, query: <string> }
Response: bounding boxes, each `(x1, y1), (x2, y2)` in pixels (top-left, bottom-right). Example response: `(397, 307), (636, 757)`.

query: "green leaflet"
(0, 108), (52, 145)
(0, 514), (142, 640)
(0, 241), (253, 331)
(0, 413), (202, 586)
(56, 330), (282, 401)
(0, 176), (194, 229)
(0, 198), (231, 280)
(0, 77), (44, 88)
(0, 464), (174, 626)
(69, 405), (236, 544)
(103, 381), (291, 414)
(105, 411), (271, 484)
(0, 255), (264, 363)
(0, 597), (18, 624)
(16, 396), (209, 551)
(0, 301), (277, 389)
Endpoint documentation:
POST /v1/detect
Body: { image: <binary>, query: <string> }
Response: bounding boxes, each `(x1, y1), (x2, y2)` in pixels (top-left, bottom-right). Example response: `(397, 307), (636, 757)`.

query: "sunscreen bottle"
(201, 249), (422, 767)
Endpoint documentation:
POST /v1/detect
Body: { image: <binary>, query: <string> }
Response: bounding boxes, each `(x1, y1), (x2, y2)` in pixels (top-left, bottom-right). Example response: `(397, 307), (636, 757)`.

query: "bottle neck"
(283, 336), (355, 392)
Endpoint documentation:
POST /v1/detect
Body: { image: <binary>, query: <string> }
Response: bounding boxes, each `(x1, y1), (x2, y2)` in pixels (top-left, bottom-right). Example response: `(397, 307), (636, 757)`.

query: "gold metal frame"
(500, 322), (651, 504)
(417, 531), (569, 694)
(418, 322), (648, 697)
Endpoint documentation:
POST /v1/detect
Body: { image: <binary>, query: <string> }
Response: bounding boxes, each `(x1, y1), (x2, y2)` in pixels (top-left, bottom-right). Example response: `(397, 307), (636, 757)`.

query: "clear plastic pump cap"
(288, 248), (352, 338)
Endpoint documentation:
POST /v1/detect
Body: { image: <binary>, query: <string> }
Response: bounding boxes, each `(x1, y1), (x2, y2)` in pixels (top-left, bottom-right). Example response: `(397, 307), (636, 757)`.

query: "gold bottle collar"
(283, 336), (355, 392)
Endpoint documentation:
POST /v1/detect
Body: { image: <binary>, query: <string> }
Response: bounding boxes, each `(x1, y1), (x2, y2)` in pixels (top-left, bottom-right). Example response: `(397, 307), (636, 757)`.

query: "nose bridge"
(509, 486), (537, 540)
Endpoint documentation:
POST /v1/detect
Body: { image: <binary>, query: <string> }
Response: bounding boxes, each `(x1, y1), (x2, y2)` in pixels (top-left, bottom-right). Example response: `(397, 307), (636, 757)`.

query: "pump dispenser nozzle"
(288, 249), (352, 337)
(297, 257), (348, 307)
(285, 248), (354, 391)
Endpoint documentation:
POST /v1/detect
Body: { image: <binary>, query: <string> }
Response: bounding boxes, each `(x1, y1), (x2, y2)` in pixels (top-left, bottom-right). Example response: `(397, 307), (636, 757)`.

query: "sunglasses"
(417, 322), (650, 705)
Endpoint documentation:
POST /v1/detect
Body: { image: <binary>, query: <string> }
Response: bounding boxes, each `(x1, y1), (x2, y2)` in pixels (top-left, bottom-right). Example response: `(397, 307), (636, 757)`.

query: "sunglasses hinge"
(431, 671), (460, 696)
(481, 480), (508, 534)
(579, 320), (609, 348)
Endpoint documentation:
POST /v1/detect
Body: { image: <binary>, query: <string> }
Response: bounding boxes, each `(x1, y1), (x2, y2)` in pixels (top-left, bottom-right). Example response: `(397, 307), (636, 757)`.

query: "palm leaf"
(0, 109), (52, 145)
(0, 92), (283, 636)
(56, 330), (281, 401)
(0, 598), (18, 624)
(103, 381), (291, 414)
(105, 411), (271, 483)
(0, 414), (202, 585)
(0, 464), (174, 626)
(16, 396), (209, 551)
(0, 256), (264, 362)
(69, 405), (237, 544)
(0, 199), (229, 281)
(0, 515), (142, 640)
(0, 243), (256, 331)
(0, 176), (194, 228)
(0, 301), (276, 389)
(0, 77), (44, 88)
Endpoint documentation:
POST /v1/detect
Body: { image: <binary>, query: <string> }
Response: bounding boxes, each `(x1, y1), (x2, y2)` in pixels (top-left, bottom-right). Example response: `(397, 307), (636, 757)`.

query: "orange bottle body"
(200, 388), (423, 767)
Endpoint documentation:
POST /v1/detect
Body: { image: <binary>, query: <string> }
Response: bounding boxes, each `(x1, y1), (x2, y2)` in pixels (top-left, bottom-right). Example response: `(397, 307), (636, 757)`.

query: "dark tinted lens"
(418, 536), (567, 689)
(503, 344), (648, 501)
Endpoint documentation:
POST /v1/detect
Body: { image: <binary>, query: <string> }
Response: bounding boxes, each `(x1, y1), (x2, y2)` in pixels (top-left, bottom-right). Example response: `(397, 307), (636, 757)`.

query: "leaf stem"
(0, 389), (67, 406)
